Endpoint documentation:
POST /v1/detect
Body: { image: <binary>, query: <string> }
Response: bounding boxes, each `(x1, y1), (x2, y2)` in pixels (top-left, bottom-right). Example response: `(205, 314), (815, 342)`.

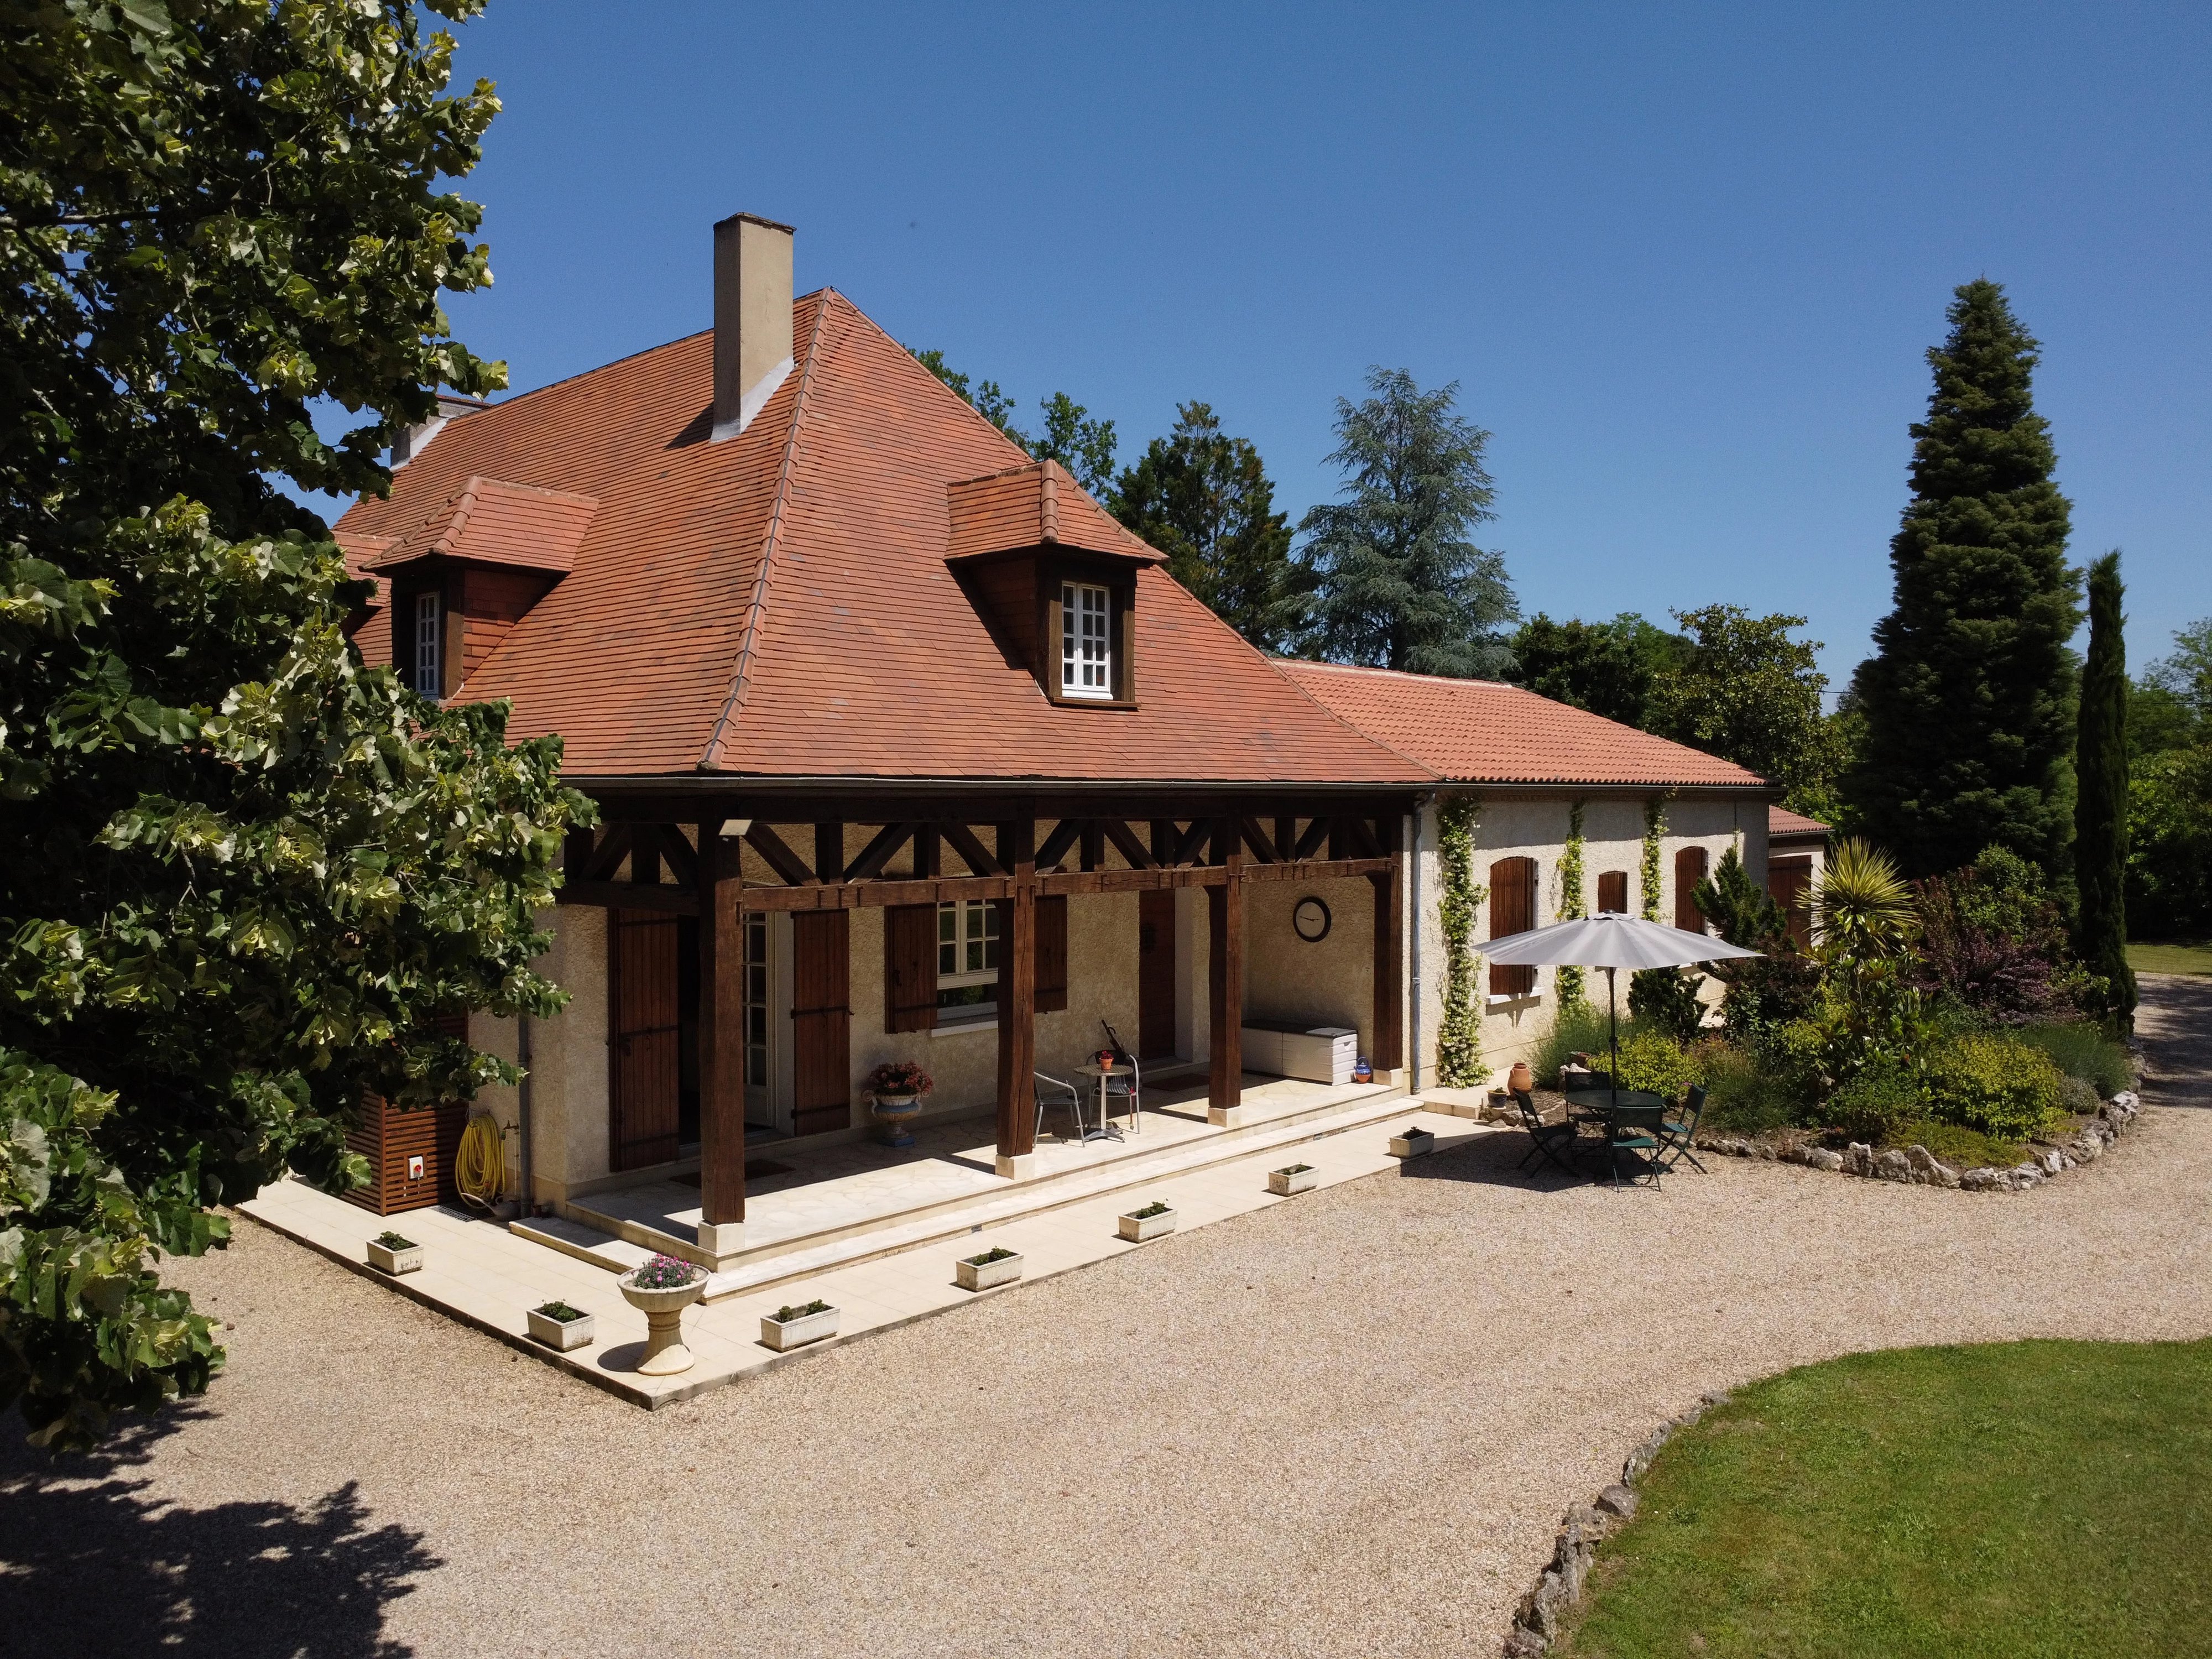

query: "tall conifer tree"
(1847, 280), (2081, 880)
(2075, 551), (2134, 1025)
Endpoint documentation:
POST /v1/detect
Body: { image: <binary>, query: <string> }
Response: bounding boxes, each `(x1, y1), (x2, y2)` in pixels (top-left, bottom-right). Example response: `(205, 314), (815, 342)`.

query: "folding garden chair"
(1658, 1084), (1709, 1173)
(1514, 1088), (1584, 1178)
(1606, 1103), (1665, 1190)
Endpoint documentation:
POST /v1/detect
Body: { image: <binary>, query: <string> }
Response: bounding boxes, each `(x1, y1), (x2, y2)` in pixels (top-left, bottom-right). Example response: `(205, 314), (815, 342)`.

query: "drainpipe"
(516, 1013), (534, 1217)
(1408, 794), (1437, 1093)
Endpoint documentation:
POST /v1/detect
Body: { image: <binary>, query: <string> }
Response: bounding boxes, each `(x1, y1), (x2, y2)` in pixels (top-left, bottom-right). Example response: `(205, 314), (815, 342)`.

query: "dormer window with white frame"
(413, 589), (442, 697)
(1061, 580), (1112, 700)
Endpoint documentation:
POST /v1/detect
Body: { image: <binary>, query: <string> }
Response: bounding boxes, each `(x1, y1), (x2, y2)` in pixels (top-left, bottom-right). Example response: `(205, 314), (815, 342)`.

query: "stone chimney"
(712, 212), (795, 441)
(392, 393), (491, 468)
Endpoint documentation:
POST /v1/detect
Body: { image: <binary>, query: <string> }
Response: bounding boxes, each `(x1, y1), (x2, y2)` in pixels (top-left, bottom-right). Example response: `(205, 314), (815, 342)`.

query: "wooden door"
(611, 908), (681, 1171)
(1488, 857), (1537, 996)
(791, 910), (851, 1138)
(1675, 846), (1710, 933)
(1768, 857), (1813, 950)
(1138, 890), (1177, 1059)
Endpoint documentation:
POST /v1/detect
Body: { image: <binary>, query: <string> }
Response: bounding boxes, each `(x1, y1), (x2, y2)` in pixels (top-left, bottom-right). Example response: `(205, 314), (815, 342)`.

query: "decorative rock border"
(1697, 1091), (2140, 1194)
(1503, 1390), (1734, 1656)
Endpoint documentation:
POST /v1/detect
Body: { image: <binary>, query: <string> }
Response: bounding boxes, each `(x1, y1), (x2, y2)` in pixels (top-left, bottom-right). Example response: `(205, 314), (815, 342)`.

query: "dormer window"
(1061, 581), (1112, 700)
(413, 589), (442, 696)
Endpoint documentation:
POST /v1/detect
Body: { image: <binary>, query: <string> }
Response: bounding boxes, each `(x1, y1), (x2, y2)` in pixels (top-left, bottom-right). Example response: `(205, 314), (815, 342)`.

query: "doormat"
(672, 1161), (793, 1187)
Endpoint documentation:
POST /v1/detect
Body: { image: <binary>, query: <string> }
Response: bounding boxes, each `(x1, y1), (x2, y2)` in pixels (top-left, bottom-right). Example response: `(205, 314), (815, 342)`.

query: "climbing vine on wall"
(1435, 795), (1488, 1086)
(1639, 795), (1670, 921)
(1555, 800), (1589, 1016)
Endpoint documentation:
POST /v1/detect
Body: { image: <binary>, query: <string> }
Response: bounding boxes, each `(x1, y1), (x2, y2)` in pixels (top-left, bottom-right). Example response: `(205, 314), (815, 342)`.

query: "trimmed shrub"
(1926, 1034), (2067, 1140)
(2058, 1074), (2100, 1118)
(1826, 1058), (1924, 1142)
(1886, 1117), (2027, 1170)
(1630, 967), (1707, 1045)
(1533, 1004), (1614, 1086)
(1612, 1029), (1700, 1102)
(2016, 1022), (2133, 1099)
(1697, 1041), (1809, 1135)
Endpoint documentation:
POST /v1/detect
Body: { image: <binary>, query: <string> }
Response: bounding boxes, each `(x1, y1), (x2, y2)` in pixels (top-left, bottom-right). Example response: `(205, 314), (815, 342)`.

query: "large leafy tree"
(2073, 552), (2133, 1024)
(1114, 401), (1304, 652)
(1650, 605), (1846, 820)
(1846, 279), (2082, 880)
(0, 0), (587, 1448)
(1294, 367), (1518, 677)
(1504, 611), (1686, 728)
(2127, 619), (2212, 937)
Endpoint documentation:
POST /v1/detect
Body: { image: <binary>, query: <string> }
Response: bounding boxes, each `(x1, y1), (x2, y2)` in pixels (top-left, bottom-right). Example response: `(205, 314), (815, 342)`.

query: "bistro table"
(1072, 1062), (1130, 1143)
(1564, 1088), (1668, 1182)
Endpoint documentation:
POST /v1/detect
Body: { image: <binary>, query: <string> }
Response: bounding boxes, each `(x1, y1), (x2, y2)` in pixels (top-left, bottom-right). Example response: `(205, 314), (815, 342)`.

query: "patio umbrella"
(1481, 914), (1764, 1101)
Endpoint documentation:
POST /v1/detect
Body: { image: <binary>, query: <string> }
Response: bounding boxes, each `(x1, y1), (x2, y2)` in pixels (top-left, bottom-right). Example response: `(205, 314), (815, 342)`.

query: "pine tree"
(1848, 280), (2082, 880)
(2075, 551), (2135, 1025)
(1115, 402), (1305, 651)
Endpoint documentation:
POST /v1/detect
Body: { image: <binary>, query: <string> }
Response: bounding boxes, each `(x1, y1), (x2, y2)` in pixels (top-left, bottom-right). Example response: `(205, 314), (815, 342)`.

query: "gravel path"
(6, 981), (2208, 1659)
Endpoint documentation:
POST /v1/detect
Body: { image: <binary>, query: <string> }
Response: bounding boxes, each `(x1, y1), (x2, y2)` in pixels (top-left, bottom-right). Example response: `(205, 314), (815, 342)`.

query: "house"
(1278, 665), (1776, 1077)
(1766, 806), (1832, 949)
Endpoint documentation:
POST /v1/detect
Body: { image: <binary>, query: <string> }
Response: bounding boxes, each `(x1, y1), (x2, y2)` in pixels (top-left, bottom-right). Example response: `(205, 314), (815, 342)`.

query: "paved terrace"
(2, 974), (2205, 1658)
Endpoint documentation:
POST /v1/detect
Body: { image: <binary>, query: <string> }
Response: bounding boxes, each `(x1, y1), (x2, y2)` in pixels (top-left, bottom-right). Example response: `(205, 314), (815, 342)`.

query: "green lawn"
(2130, 940), (2212, 977)
(1557, 1340), (2212, 1658)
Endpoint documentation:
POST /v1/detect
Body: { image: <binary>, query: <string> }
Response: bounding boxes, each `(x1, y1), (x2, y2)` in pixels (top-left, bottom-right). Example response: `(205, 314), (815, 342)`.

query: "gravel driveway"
(6, 980), (2207, 1659)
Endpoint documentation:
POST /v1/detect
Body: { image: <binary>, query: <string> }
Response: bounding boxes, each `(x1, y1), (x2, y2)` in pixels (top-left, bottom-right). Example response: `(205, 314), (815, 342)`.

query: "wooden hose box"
(341, 1094), (468, 1217)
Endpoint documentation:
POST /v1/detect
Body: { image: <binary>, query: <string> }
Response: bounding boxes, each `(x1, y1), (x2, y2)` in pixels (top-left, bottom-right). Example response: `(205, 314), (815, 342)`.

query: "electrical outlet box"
(407, 1154), (425, 1181)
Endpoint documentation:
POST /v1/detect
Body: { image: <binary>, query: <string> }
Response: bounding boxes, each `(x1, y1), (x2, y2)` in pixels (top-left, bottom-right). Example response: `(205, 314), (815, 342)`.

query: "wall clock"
(1292, 895), (1332, 943)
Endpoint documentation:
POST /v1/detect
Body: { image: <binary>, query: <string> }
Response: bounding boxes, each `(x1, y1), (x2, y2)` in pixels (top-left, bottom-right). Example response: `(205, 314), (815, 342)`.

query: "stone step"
(508, 1212), (654, 1275)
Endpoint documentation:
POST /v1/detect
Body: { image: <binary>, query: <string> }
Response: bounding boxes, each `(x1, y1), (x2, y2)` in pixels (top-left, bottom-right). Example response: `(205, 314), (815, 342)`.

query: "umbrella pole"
(1607, 966), (1620, 1106)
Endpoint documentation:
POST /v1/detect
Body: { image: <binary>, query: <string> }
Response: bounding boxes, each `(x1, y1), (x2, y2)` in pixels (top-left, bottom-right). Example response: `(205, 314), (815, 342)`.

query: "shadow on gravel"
(0, 1408), (438, 1657)
(1395, 1126), (1603, 1191)
(2137, 973), (2212, 1109)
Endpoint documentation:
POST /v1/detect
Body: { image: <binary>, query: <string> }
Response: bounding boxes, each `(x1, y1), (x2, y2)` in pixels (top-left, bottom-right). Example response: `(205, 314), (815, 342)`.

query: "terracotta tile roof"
(363, 476), (597, 575)
(946, 460), (1163, 564)
(1277, 660), (1771, 790)
(1769, 805), (1830, 839)
(336, 291), (1422, 786)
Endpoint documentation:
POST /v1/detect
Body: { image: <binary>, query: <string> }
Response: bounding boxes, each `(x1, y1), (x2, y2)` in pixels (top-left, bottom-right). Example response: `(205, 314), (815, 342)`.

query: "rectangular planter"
(1118, 1206), (1177, 1243)
(366, 1239), (422, 1276)
(760, 1305), (841, 1352)
(1388, 1128), (1436, 1160)
(525, 1306), (596, 1352)
(1268, 1165), (1318, 1197)
(956, 1249), (1025, 1292)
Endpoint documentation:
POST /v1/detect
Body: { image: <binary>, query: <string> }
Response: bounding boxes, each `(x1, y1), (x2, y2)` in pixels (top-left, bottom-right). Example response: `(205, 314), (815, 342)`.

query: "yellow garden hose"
(455, 1109), (508, 1207)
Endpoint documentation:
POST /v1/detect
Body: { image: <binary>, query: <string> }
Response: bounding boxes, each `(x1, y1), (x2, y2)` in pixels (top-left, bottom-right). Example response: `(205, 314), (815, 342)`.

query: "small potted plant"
(526, 1299), (596, 1352)
(760, 1297), (841, 1352)
(1268, 1162), (1317, 1197)
(1388, 1123), (1436, 1159)
(866, 1059), (933, 1148)
(367, 1230), (422, 1275)
(956, 1244), (1024, 1292)
(618, 1253), (707, 1376)
(1118, 1198), (1177, 1242)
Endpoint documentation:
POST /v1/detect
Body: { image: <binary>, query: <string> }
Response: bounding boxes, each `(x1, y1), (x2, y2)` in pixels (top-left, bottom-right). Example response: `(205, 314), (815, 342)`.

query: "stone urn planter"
(870, 1092), (922, 1149)
(1388, 1125), (1436, 1159)
(865, 1060), (933, 1149)
(956, 1246), (1024, 1292)
(1118, 1201), (1177, 1242)
(618, 1255), (707, 1376)
(760, 1299), (841, 1352)
(525, 1300), (597, 1352)
(1268, 1163), (1317, 1197)
(367, 1232), (422, 1276)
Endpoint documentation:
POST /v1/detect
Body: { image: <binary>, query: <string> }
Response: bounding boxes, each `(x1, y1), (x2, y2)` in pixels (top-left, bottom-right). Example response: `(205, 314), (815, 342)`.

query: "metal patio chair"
(1606, 1102), (1665, 1190)
(1514, 1088), (1583, 1179)
(1658, 1084), (1709, 1173)
(1034, 1070), (1086, 1144)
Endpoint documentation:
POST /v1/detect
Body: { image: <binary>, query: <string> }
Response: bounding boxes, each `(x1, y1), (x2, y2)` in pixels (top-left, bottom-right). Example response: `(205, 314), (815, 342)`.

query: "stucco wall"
(1243, 875), (1377, 1054)
(491, 900), (609, 1207)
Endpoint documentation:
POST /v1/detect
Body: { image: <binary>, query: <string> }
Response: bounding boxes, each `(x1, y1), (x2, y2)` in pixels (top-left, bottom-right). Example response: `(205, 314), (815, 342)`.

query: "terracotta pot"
(1507, 1061), (1535, 1094)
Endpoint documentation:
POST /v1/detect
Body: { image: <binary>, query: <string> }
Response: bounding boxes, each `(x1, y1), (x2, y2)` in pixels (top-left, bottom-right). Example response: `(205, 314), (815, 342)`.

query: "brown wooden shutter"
(1675, 846), (1710, 933)
(884, 904), (938, 1033)
(609, 908), (682, 1171)
(1768, 857), (1813, 950)
(1034, 894), (1069, 1012)
(1489, 857), (1537, 997)
(790, 910), (852, 1136)
(1597, 870), (1629, 914)
(1137, 890), (1177, 1060)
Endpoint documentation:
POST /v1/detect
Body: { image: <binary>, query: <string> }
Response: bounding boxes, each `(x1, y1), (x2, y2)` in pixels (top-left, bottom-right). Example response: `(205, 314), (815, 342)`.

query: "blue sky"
(405, 1), (2208, 690)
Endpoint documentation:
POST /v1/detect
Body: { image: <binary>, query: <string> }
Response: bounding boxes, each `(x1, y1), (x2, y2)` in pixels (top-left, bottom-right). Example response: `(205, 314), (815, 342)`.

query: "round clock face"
(1293, 896), (1332, 943)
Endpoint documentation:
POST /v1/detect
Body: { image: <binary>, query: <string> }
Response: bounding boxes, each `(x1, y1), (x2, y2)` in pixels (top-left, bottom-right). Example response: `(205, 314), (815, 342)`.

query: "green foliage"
(2014, 1022), (2133, 1099)
(1912, 848), (2104, 1026)
(1650, 606), (1846, 820)
(908, 348), (1019, 436)
(1024, 391), (1119, 502)
(2074, 552), (2134, 1024)
(1503, 612), (1686, 728)
(2145, 618), (2212, 722)
(1694, 847), (1821, 1036)
(1554, 802), (1588, 1016)
(1629, 967), (1706, 1044)
(1639, 798), (1667, 921)
(2125, 618), (2212, 938)
(1114, 402), (1305, 652)
(1610, 1030), (1701, 1102)
(1924, 1033), (2067, 1140)
(1886, 1117), (2028, 1168)
(535, 1300), (585, 1322)
(1433, 796), (1487, 1086)
(1815, 837), (1918, 958)
(1694, 1041), (1812, 1135)
(1826, 1056), (1924, 1142)
(1293, 368), (1518, 677)
(1533, 1003), (1615, 1089)
(1847, 279), (2083, 881)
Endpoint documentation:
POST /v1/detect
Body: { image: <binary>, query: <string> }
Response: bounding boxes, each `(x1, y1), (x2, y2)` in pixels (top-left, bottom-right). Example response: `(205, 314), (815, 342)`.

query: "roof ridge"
(698, 290), (839, 771)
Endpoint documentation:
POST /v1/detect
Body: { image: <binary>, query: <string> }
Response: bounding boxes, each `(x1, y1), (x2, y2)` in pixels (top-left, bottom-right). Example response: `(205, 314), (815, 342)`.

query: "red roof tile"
(1769, 805), (1830, 838)
(1278, 661), (1771, 790)
(336, 292), (1421, 786)
(363, 476), (597, 575)
(946, 460), (1163, 564)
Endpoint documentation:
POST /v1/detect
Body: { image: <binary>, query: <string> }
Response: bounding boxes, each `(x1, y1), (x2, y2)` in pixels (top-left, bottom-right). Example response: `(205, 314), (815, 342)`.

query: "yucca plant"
(1815, 838), (1918, 959)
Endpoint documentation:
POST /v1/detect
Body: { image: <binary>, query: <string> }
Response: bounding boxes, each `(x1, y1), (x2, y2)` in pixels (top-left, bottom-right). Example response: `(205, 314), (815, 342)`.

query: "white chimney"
(392, 393), (491, 468)
(712, 212), (795, 441)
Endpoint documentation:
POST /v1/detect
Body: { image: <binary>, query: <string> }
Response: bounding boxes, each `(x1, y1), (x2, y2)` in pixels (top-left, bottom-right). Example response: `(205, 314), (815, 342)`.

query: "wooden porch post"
(1369, 815), (1405, 1076)
(696, 825), (747, 1253)
(1207, 815), (1245, 1125)
(994, 816), (1038, 1178)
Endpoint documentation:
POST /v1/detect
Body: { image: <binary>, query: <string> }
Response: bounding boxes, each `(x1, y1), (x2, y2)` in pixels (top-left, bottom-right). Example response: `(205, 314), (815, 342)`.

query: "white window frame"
(413, 589), (443, 697)
(936, 899), (999, 1018)
(1060, 581), (1112, 700)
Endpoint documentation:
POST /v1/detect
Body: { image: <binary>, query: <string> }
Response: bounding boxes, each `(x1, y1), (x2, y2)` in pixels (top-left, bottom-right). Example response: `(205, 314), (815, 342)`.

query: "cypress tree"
(1848, 280), (2082, 881)
(2075, 551), (2135, 1025)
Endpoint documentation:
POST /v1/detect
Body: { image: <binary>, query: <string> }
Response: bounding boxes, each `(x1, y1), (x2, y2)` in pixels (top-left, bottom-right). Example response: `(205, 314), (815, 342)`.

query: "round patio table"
(1564, 1089), (1668, 1182)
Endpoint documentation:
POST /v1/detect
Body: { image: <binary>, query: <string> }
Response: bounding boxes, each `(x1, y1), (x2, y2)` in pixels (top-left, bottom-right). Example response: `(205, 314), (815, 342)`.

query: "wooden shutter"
(1034, 894), (1068, 1013)
(884, 904), (938, 1033)
(1768, 857), (1813, 951)
(1675, 846), (1710, 933)
(609, 908), (682, 1171)
(1137, 890), (1177, 1059)
(791, 910), (851, 1137)
(1489, 857), (1537, 997)
(1597, 870), (1629, 914)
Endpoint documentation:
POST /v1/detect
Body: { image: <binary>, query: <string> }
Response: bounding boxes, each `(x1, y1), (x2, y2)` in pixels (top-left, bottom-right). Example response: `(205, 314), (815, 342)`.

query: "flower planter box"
(366, 1237), (422, 1275)
(956, 1248), (1024, 1292)
(760, 1302), (841, 1352)
(1387, 1127), (1436, 1159)
(525, 1304), (596, 1352)
(1268, 1164), (1318, 1197)
(1118, 1204), (1177, 1243)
